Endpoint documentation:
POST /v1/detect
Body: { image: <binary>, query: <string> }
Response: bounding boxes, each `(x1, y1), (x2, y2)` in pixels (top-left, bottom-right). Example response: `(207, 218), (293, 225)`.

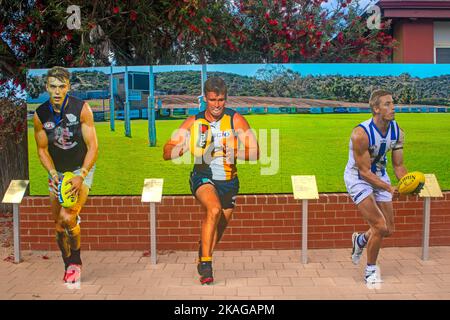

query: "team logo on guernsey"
(66, 113), (77, 123)
(215, 131), (231, 138)
(198, 124), (209, 149)
(43, 122), (56, 130)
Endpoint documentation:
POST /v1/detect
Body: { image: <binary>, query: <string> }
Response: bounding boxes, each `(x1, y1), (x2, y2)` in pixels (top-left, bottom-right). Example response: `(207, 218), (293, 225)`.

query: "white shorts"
(344, 170), (392, 205)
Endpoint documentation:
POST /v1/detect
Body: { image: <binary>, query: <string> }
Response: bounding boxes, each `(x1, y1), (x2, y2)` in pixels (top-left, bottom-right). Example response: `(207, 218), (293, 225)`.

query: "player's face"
(375, 95), (395, 121)
(46, 77), (70, 107)
(205, 91), (226, 118)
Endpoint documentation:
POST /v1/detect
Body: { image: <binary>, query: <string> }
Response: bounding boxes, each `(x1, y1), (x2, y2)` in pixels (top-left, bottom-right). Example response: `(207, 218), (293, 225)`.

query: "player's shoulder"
(181, 115), (196, 129)
(351, 126), (370, 145)
(35, 101), (47, 112)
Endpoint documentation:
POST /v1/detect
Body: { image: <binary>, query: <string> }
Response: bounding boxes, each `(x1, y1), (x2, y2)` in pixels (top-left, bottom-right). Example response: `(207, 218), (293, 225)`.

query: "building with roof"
(377, 0), (450, 63)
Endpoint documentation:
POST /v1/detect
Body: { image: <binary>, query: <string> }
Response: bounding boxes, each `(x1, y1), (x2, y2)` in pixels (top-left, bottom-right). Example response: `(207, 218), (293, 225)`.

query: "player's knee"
(206, 207), (222, 220)
(385, 226), (394, 237)
(55, 221), (65, 232)
(372, 222), (389, 237)
(60, 214), (77, 229)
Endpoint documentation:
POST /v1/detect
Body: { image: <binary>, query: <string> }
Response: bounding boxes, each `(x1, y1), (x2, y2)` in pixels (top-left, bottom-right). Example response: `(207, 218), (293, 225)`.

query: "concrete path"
(1, 247), (449, 300)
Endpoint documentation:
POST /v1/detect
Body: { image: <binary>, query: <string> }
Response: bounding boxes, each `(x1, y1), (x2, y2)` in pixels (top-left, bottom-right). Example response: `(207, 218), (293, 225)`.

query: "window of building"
(436, 48), (450, 64)
(434, 22), (450, 64)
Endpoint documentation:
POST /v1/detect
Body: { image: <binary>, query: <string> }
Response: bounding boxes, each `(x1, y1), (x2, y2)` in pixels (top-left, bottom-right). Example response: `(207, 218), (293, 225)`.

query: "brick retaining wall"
(19, 192), (450, 251)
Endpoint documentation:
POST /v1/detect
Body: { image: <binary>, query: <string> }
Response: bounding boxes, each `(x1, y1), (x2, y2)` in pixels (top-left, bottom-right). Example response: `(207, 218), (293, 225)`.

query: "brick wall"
(19, 192), (450, 251)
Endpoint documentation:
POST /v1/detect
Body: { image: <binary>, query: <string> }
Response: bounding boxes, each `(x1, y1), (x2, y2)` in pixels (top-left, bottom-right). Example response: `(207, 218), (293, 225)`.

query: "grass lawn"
(27, 113), (450, 195)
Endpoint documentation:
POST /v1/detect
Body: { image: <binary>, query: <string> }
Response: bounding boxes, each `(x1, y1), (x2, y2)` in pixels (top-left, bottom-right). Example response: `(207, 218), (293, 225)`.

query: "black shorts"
(189, 172), (240, 209)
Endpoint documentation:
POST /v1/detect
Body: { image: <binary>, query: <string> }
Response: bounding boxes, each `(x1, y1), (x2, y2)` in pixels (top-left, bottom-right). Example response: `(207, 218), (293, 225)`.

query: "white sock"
(365, 264), (377, 275)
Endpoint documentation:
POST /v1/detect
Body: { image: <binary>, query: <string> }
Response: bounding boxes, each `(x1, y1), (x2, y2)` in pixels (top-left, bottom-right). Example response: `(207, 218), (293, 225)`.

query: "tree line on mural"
(27, 69), (450, 106)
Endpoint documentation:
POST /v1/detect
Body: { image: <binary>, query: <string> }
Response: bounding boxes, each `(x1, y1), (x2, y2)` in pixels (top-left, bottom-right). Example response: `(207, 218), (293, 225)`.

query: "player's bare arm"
(163, 116), (195, 160)
(33, 112), (59, 194)
(67, 103), (98, 196)
(392, 128), (407, 180)
(351, 126), (395, 194)
(233, 113), (259, 161)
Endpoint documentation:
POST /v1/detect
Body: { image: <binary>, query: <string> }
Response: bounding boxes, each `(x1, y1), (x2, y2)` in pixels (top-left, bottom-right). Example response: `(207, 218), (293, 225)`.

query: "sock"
(357, 233), (368, 248)
(56, 231), (71, 269)
(365, 264), (377, 276)
(200, 256), (212, 263)
(69, 249), (82, 266)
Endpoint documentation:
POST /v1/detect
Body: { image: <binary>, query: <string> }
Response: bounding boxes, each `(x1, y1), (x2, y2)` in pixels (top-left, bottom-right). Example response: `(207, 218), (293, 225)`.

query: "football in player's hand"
(398, 171), (426, 195)
(58, 171), (78, 208)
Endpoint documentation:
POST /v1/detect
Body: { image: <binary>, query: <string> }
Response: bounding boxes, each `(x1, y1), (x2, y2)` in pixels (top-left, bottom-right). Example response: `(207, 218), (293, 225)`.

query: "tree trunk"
(0, 104), (29, 213)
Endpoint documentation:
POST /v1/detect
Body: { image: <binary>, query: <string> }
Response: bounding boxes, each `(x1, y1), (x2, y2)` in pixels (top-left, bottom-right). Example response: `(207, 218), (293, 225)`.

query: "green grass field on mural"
(27, 113), (450, 195)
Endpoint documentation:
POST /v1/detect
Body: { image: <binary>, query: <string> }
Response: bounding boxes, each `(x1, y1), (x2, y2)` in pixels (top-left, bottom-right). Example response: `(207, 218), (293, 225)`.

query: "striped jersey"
(345, 118), (401, 177)
(193, 108), (238, 180)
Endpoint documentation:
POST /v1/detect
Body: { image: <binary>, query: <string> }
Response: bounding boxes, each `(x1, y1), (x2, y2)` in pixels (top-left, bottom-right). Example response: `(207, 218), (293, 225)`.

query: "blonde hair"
(369, 89), (392, 114)
(47, 66), (70, 83)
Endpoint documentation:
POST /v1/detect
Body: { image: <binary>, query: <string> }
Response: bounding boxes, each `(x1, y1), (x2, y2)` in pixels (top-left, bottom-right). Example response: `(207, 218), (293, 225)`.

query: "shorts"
(48, 166), (95, 192)
(189, 171), (239, 209)
(344, 170), (392, 205)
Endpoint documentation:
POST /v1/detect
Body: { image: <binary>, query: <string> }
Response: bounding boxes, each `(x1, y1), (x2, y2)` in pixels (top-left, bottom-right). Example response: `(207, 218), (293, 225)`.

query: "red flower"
(66, 33), (73, 41)
(19, 44), (27, 52)
(189, 24), (201, 34)
(64, 55), (73, 62)
(337, 32), (344, 44)
(52, 31), (60, 38)
(15, 123), (23, 133)
(383, 48), (392, 56)
(30, 34), (37, 43)
(297, 30), (306, 37)
(113, 6), (120, 14)
(269, 19), (278, 26)
(225, 38), (237, 51)
(89, 47), (95, 55)
(203, 17), (212, 24)
(130, 10), (137, 21)
(13, 79), (20, 87)
(264, 12), (270, 20)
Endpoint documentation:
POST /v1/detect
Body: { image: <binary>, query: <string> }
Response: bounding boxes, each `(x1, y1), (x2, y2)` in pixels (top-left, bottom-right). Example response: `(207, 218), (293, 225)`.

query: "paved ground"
(1, 246), (449, 300)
